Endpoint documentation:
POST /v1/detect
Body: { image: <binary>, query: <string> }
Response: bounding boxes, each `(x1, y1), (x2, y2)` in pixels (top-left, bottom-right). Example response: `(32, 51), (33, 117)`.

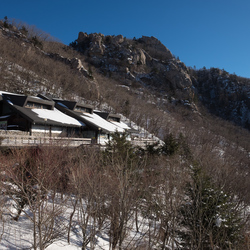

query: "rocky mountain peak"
(72, 32), (195, 105)
(136, 36), (173, 59)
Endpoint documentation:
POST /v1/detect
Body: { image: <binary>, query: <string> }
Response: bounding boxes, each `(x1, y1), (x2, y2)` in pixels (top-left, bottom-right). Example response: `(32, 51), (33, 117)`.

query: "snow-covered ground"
(0, 198), (109, 249)
(0, 194), (156, 250)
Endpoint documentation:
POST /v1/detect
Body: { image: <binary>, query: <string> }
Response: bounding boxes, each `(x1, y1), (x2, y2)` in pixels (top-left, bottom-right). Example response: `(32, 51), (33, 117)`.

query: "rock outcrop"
(194, 68), (250, 129)
(74, 32), (194, 102)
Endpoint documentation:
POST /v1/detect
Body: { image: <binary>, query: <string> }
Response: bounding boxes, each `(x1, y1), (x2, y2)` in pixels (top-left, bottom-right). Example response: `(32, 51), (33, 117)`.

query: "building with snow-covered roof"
(94, 111), (138, 140)
(0, 91), (139, 146)
(0, 92), (84, 136)
(53, 99), (134, 144)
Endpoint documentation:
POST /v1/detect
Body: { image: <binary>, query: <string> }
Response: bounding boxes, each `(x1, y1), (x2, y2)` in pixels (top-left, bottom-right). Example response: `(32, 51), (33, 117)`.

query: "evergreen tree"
(161, 133), (179, 156)
(178, 165), (244, 249)
(31, 36), (43, 49)
(103, 131), (136, 167)
(19, 26), (28, 36)
(3, 16), (9, 28)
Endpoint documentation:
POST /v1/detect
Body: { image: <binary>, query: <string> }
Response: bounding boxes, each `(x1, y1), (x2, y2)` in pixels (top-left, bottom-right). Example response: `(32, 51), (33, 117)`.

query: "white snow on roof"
(81, 113), (124, 133)
(110, 121), (131, 130)
(32, 108), (84, 126)
(0, 91), (25, 96)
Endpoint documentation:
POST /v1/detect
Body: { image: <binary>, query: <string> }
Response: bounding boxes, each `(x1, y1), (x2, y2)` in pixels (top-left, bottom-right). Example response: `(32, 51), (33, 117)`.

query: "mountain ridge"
(70, 31), (250, 130)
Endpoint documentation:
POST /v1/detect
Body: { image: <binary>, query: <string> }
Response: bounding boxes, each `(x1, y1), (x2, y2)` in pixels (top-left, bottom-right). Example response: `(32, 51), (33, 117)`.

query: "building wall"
(31, 124), (65, 137)
(99, 133), (109, 145)
(0, 130), (29, 136)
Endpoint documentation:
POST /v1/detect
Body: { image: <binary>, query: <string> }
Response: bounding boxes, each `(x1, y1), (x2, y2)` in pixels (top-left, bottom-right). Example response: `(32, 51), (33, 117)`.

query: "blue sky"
(1, 0), (250, 78)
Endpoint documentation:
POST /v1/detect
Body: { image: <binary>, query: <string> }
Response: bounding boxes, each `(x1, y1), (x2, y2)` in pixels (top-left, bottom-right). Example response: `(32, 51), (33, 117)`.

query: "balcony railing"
(0, 135), (91, 147)
(0, 134), (161, 149)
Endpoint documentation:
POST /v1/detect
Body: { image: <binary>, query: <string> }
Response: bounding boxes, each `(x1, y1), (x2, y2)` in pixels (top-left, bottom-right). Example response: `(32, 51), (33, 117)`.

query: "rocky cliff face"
(69, 32), (250, 129)
(74, 32), (194, 104)
(193, 68), (250, 129)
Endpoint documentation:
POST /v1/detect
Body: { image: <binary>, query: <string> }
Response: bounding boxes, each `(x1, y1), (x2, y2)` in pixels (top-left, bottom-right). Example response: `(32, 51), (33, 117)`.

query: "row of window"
(26, 101), (52, 110)
(108, 116), (120, 122)
(74, 106), (92, 114)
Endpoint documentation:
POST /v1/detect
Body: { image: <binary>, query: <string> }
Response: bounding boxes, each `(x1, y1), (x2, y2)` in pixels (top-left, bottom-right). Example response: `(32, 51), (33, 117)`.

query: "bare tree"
(68, 147), (108, 249)
(102, 132), (148, 249)
(0, 159), (7, 244)
(3, 146), (69, 250)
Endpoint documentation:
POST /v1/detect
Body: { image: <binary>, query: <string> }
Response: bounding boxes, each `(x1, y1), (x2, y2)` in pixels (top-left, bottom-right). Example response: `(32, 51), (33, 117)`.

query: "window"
(26, 101), (52, 110)
(108, 116), (120, 122)
(75, 106), (92, 114)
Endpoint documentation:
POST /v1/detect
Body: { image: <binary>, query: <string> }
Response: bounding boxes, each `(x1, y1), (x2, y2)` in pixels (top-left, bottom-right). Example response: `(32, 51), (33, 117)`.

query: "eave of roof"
(4, 102), (83, 128)
(55, 103), (123, 133)
(53, 99), (77, 110)
(93, 111), (109, 120)
(2, 93), (27, 106)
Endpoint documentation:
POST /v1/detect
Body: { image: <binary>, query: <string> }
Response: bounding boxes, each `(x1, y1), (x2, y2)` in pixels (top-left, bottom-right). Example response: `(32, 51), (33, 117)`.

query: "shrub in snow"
(178, 165), (244, 249)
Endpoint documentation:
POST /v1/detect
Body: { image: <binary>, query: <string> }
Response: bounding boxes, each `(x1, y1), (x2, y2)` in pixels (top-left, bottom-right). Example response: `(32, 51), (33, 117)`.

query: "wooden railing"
(130, 138), (161, 148)
(0, 134), (161, 148)
(0, 135), (91, 147)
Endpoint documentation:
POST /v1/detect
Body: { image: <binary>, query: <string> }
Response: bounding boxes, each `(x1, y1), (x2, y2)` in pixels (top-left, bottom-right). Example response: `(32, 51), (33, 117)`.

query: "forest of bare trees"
(0, 131), (249, 249)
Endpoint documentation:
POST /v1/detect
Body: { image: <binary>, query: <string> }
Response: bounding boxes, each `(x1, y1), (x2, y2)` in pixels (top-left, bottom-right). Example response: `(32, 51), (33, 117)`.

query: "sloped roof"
(0, 92), (84, 128)
(1, 92), (55, 109)
(80, 112), (124, 133)
(32, 108), (84, 127)
(93, 111), (109, 120)
(2, 93), (27, 106)
(0, 91), (134, 132)
(53, 99), (77, 110)
(55, 101), (129, 133)
(94, 111), (137, 133)
(53, 99), (94, 112)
